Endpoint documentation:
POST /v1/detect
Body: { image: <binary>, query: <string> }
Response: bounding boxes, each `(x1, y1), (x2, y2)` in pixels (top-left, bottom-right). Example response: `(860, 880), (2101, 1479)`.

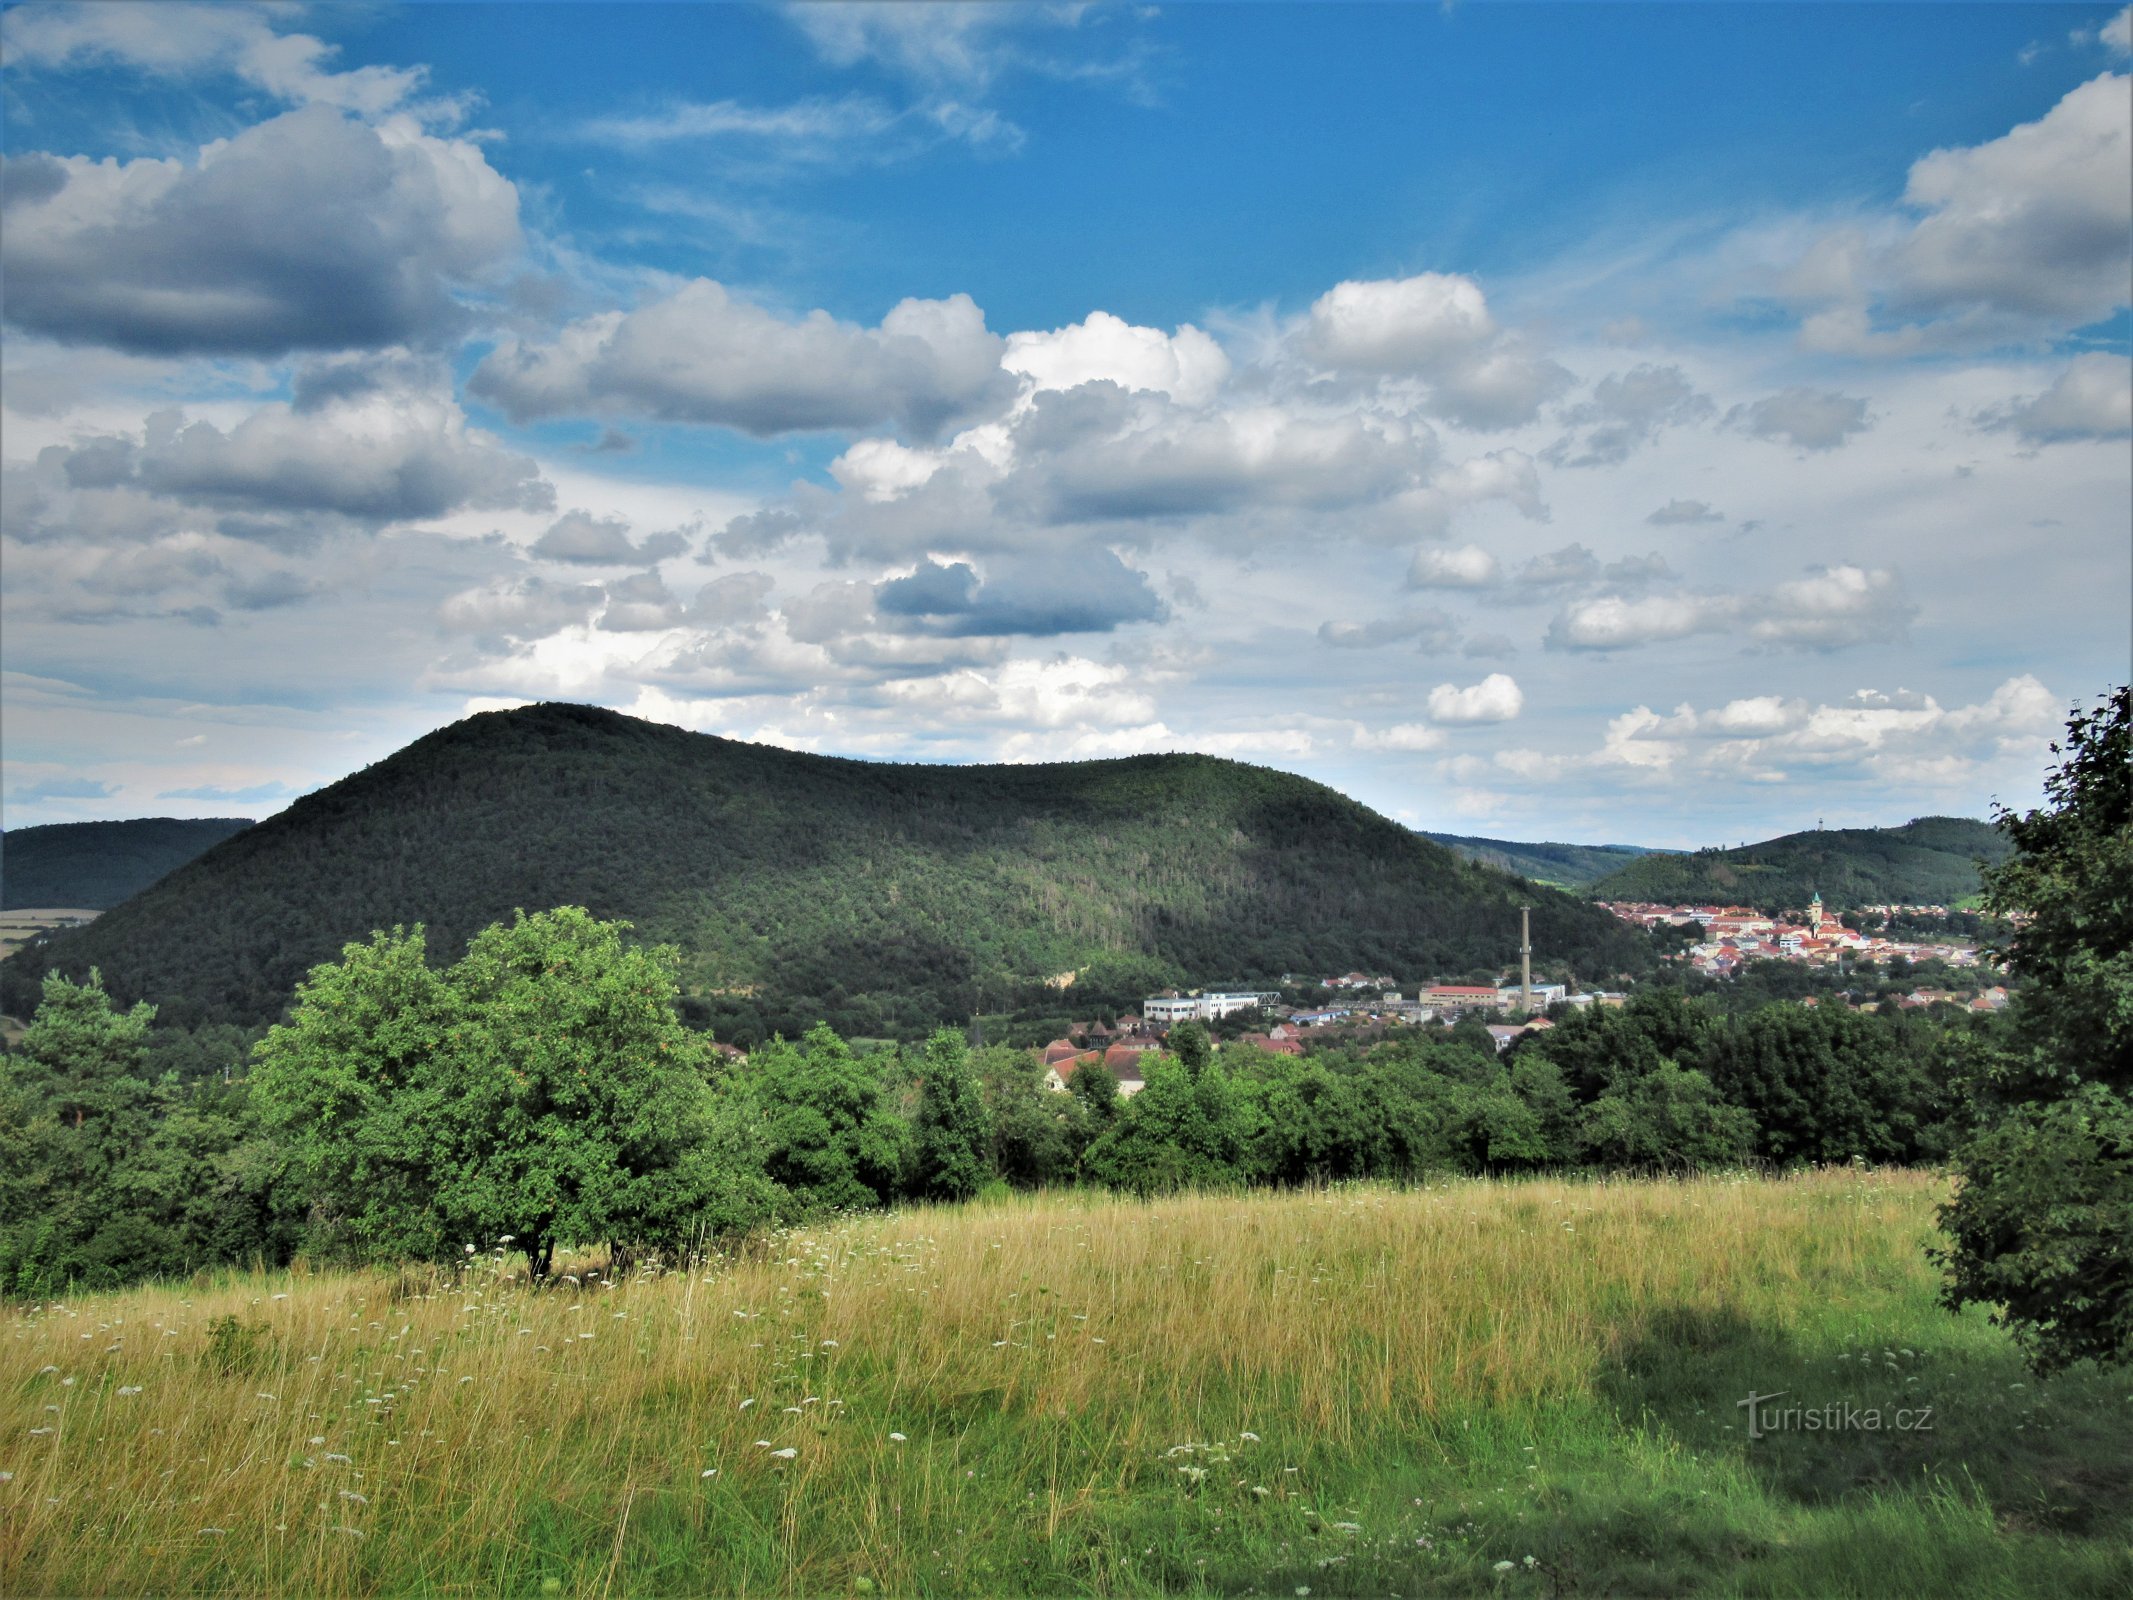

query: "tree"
(1579, 1059), (1754, 1172)
(911, 1027), (991, 1201)
(252, 908), (759, 1277)
(1939, 686), (2132, 1372)
(746, 1023), (905, 1216)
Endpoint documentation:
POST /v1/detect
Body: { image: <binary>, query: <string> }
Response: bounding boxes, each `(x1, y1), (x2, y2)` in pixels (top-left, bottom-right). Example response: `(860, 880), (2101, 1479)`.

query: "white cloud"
(1292, 271), (1571, 429)
(469, 282), (1008, 438)
(1977, 353), (2133, 443)
(1787, 73), (2132, 350)
(1426, 672), (1523, 724)
(1003, 311), (1231, 407)
(1547, 565), (1913, 653)
(0, 2), (429, 117)
(1408, 543), (1503, 589)
(1351, 722), (1448, 752)
(1590, 675), (2061, 786)
(14, 364), (549, 540)
(1, 108), (519, 357)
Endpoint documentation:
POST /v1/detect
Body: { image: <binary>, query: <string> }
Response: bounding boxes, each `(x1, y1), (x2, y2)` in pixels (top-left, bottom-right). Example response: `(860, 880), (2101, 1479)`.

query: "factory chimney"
(1520, 905), (1533, 1015)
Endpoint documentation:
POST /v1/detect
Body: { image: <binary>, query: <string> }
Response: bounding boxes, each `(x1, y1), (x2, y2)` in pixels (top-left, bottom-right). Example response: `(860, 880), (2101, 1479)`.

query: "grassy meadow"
(3, 1170), (2128, 1598)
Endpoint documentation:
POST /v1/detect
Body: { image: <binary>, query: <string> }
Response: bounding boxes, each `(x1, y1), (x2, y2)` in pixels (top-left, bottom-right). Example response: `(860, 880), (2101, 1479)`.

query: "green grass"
(3, 1171), (2128, 1596)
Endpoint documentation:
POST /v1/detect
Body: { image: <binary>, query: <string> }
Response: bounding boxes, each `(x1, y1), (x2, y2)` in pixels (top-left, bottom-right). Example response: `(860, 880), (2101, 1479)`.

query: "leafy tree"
(911, 1027), (991, 1201)
(0, 971), (286, 1294)
(253, 909), (763, 1276)
(1169, 1021), (1212, 1076)
(1579, 1060), (1754, 1171)
(1083, 1057), (1243, 1194)
(1939, 686), (2132, 1372)
(747, 1023), (906, 1215)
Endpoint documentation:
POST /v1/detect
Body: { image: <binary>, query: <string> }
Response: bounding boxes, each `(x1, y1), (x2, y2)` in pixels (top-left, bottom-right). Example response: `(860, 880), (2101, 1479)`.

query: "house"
(1231, 1032), (1304, 1057)
(1040, 1050), (1102, 1092)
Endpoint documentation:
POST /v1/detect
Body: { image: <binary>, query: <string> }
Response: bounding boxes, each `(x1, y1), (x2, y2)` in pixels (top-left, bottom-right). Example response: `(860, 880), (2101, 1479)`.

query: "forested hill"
(1, 817), (254, 910)
(1421, 832), (1672, 890)
(1584, 816), (2011, 912)
(0, 703), (1648, 1039)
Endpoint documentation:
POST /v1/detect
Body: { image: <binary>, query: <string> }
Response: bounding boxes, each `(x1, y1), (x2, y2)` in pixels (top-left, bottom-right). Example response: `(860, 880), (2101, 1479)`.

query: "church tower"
(1807, 890), (1824, 936)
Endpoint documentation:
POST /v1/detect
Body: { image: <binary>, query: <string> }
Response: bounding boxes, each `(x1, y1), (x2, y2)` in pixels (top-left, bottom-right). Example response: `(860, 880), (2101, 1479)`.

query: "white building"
(1143, 990), (1281, 1024)
(1496, 983), (1568, 1012)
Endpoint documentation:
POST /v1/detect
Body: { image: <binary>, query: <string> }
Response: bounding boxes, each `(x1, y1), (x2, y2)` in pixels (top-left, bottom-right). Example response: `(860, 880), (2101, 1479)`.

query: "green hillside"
(1585, 816), (2011, 912)
(1422, 831), (1672, 889)
(0, 817), (254, 910)
(0, 703), (1648, 1041)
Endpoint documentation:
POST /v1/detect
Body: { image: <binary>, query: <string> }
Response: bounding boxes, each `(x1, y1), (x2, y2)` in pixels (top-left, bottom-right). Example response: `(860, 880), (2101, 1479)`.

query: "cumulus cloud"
(1728, 388), (1873, 451)
(1426, 672), (1523, 724)
(19, 370), (549, 542)
(1350, 722), (1447, 752)
(1003, 311), (1231, 407)
(1787, 73), (2132, 351)
(1547, 564), (1914, 652)
(1547, 364), (1715, 466)
(468, 281), (1009, 438)
(1648, 499), (1725, 525)
(438, 574), (606, 641)
(1317, 607), (1462, 653)
(1977, 353), (2133, 443)
(874, 549), (1164, 636)
(0, 106), (520, 356)
(531, 511), (690, 566)
(1407, 543), (1503, 589)
(1293, 271), (1571, 428)
(1594, 675), (2060, 784)
(1008, 386), (1431, 522)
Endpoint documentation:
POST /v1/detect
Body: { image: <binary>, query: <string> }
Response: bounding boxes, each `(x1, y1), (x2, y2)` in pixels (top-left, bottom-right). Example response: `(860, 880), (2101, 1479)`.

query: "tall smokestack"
(1521, 905), (1533, 1014)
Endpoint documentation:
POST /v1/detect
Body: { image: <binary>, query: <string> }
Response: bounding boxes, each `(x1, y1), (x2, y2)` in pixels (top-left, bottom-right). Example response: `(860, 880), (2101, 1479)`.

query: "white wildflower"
(739, 1398), (756, 1410)
(1239, 1431), (1260, 1442)
(771, 1447), (797, 1460)
(1495, 1560), (1516, 1572)
(116, 1385), (143, 1396)
(889, 1432), (907, 1442)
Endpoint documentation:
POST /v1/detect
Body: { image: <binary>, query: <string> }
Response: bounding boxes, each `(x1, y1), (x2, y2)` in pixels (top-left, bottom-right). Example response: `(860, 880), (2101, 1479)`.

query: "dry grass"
(3, 1170), (2127, 1597)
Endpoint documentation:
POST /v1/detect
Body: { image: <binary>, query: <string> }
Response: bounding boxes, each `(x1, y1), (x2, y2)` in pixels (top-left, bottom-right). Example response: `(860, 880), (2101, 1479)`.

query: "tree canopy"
(1938, 685), (2132, 1373)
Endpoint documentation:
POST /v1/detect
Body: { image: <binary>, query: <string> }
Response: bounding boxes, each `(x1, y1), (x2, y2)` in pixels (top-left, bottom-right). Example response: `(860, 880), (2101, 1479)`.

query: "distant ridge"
(1, 817), (255, 911)
(1421, 832), (1674, 890)
(1583, 816), (2010, 912)
(0, 703), (1650, 1039)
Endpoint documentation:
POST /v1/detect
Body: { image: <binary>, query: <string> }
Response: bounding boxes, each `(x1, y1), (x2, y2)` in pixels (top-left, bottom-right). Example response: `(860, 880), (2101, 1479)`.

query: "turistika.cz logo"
(1736, 1390), (1935, 1440)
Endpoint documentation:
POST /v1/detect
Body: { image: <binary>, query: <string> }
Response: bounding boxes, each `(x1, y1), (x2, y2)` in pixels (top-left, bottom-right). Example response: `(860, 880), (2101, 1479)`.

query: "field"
(3, 1171), (2127, 1598)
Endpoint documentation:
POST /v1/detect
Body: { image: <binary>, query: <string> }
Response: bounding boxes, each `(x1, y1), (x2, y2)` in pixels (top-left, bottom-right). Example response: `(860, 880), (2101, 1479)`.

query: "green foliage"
(1578, 1059), (1755, 1171)
(1586, 815), (2012, 913)
(0, 970), (286, 1295)
(1941, 685), (2133, 1373)
(1423, 831), (1670, 889)
(202, 1313), (273, 1376)
(746, 1024), (906, 1216)
(2, 702), (1649, 1039)
(252, 908), (766, 1275)
(0, 816), (253, 911)
(1082, 1058), (1243, 1194)
(911, 1028), (991, 1202)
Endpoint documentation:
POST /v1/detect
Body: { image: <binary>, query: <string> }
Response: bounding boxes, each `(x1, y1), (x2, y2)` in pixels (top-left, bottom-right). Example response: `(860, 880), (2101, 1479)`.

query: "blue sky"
(3, 2), (2128, 845)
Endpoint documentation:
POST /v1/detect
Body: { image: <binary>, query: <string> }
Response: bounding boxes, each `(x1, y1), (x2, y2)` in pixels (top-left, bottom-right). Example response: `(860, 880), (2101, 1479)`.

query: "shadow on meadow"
(1596, 1304), (2132, 1538)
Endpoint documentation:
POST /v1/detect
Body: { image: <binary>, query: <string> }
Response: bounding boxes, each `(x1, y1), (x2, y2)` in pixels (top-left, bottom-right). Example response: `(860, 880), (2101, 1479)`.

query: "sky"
(2, 1), (2128, 848)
